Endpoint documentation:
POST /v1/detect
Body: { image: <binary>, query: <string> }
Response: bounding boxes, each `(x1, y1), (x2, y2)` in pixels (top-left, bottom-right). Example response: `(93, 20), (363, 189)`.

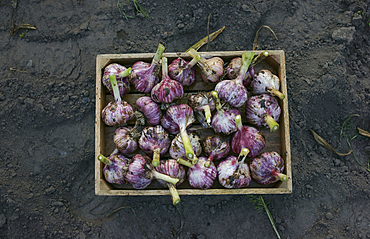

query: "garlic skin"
(210, 91), (240, 135)
(188, 49), (224, 83)
(198, 57), (224, 83)
(251, 69), (285, 99)
(245, 94), (281, 132)
(101, 100), (134, 126)
(225, 57), (255, 87)
(188, 92), (215, 128)
(138, 125), (171, 167)
(130, 44), (165, 93)
(169, 132), (202, 160)
(151, 57), (184, 104)
(126, 154), (153, 189)
(215, 52), (255, 108)
(211, 108), (241, 135)
(231, 115), (265, 158)
(187, 157), (217, 189)
(98, 152), (131, 185)
(102, 63), (131, 97)
(156, 159), (186, 186)
(161, 104), (195, 135)
(202, 135), (230, 167)
(114, 127), (139, 154)
(126, 154), (180, 189)
(168, 55), (200, 86)
(250, 151), (287, 185)
(156, 159), (186, 205)
(101, 74), (135, 126)
(136, 96), (162, 126)
(217, 155), (251, 189)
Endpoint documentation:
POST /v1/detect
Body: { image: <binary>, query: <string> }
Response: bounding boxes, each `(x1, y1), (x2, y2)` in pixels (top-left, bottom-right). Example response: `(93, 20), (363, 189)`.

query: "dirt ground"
(1, 0), (370, 238)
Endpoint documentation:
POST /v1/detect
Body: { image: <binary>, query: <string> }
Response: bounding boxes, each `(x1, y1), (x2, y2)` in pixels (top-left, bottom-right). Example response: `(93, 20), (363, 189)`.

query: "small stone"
(0, 93), (5, 101)
(52, 201), (64, 207)
(45, 186), (56, 194)
(177, 23), (185, 29)
(82, 97), (90, 104)
(26, 60), (33, 68)
(332, 27), (356, 42)
(325, 212), (334, 220)
(241, 4), (248, 11)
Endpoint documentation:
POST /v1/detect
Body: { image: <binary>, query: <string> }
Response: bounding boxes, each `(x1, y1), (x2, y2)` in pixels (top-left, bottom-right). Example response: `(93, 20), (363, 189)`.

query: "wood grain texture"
(95, 50), (292, 196)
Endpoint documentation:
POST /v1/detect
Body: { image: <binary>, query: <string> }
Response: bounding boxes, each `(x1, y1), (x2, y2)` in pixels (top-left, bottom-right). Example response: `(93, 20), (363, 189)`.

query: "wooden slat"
(95, 50), (292, 196)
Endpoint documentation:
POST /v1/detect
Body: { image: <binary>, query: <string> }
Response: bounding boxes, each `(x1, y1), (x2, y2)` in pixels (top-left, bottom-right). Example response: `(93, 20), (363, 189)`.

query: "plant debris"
(247, 195), (281, 239)
(358, 127), (370, 138)
(309, 129), (352, 156)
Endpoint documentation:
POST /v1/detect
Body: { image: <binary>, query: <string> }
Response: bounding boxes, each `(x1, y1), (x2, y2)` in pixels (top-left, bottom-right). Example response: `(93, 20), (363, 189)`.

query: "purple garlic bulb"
(188, 48), (224, 83)
(187, 157), (217, 189)
(136, 96), (162, 126)
(114, 127), (139, 154)
(202, 135), (230, 168)
(161, 104), (197, 163)
(98, 150), (131, 185)
(168, 53), (201, 86)
(130, 44), (165, 93)
(151, 57), (184, 104)
(101, 75), (134, 126)
(156, 159), (186, 205)
(215, 52), (255, 108)
(102, 63), (132, 98)
(245, 94), (281, 132)
(250, 151), (287, 185)
(225, 57), (255, 87)
(113, 112), (145, 154)
(188, 92), (216, 127)
(138, 125), (171, 167)
(231, 115), (265, 158)
(126, 154), (179, 189)
(217, 149), (251, 188)
(251, 69), (285, 100)
(211, 91), (241, 135)
(169, 132), (202, 161)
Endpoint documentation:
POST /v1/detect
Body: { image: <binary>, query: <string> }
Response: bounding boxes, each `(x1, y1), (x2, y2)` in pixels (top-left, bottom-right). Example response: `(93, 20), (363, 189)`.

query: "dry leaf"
(309, 129), (352, 156)
(186, 26), (225, 52)
(358, 127), (370, 138)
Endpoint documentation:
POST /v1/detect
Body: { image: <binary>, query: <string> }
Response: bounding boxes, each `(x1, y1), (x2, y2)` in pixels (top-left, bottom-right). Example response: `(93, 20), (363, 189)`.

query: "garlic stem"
(187, 53), (201, 68)
(204, 154), (214, 168)
(188, 48), (207, 64)
(263, 113), (279, 132)
(152, 170), (179, 185)
(235, 115), (243, 131)
(271, 171), (287, 182)
(251, 51), (269, 66)
(237, 148), (250, 163)
(162, 56), (168, 79)
(268, 87), (285, 100)
(118, 67), (132, 78)
(168, 184), (181, 205)
(180, 129), (196, 162)
(176, 157), (194, 168)
(152, 148), (161, 167)
(211, 91), (222, 112)
(153, 43), (165, 64)
(238, 52), (255, 84)
(98, 154), (112, 166)
(109, 75), (121, 103)
(200, 105), (212, 124)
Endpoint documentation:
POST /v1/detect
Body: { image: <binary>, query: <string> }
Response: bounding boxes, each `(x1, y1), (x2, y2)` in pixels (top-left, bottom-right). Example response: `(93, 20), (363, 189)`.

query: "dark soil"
(1, 0), (370, 238)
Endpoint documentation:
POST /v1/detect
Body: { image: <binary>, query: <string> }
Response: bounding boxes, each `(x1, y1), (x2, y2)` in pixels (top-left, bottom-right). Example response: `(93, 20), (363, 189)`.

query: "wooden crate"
(95, 50), (292, 196)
